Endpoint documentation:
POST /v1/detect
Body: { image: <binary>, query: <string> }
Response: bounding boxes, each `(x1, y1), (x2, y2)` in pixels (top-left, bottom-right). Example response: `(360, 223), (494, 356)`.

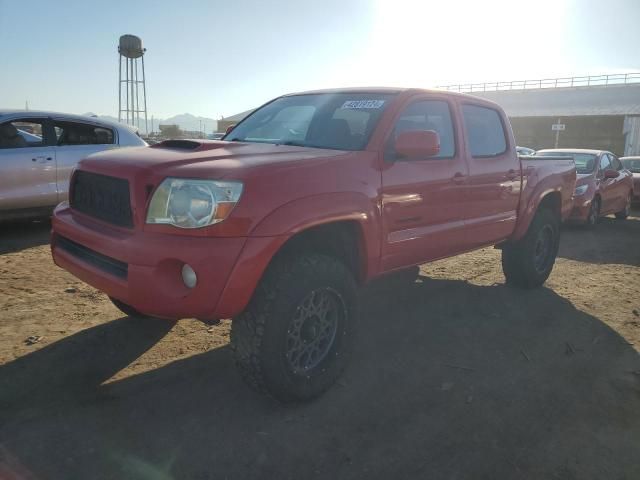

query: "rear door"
(460, 103), (521, 248)
(52, 119), (117, 202)
(380, 95), (470, 270)
(0, 117), (58, 212)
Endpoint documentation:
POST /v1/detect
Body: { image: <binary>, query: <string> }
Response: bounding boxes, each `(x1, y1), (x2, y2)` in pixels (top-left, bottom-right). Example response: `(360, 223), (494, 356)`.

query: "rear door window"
(54, 121), (115, 146)
(461, 105), (507, 157)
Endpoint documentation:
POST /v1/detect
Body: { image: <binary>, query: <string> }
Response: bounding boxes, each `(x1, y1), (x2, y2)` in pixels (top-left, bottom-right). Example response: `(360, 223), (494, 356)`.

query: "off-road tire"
(231, 253), (357, 403)
(615, 193), (632, 220)
(501, 208), (560, 288)
(109, 297), (153, 319)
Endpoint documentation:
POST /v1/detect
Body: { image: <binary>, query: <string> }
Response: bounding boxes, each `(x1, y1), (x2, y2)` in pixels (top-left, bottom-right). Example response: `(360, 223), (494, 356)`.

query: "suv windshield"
(536, 151), (597, 174)
(224, 92), (397, 151)
(622, 158), (640, 173)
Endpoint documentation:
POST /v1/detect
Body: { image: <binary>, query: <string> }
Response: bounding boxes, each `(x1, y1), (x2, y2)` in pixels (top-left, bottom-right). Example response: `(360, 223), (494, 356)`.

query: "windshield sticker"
(341, 100), (385, 109)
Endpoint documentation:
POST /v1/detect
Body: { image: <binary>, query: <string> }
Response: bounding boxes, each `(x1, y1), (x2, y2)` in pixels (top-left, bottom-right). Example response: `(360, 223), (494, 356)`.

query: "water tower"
(118, 34), (148, 133)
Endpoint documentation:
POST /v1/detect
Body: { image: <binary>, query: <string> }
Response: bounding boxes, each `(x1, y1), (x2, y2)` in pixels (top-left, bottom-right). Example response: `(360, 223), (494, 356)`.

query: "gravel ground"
(1, 210), (639, 479)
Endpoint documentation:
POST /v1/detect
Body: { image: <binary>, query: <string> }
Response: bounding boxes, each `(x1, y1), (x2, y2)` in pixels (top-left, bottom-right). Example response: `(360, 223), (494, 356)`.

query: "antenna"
(118, 34), (149, 134)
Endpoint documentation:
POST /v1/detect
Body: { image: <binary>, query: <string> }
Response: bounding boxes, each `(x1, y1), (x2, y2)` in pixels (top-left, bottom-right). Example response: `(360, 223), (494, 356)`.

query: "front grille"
(57, 236), (128, 280)
(71, 171), (133, 227)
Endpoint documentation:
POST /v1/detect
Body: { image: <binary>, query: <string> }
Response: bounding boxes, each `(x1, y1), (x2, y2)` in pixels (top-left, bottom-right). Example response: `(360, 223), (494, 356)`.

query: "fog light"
(181, 264), (197, 289)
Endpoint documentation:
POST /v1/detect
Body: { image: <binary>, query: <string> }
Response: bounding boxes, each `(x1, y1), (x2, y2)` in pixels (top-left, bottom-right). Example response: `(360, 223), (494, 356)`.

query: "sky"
(1, 0), (639, 122)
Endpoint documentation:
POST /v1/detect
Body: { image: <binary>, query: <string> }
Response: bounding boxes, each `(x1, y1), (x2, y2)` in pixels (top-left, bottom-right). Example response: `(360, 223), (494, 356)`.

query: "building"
(217, 109), (255, 134)
(441, 73), (640, 156)
(158, 124), (181, 138)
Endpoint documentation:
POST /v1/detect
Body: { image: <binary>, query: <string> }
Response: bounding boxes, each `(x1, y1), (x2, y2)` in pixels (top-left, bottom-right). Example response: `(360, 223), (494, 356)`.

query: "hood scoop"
(151, 139), (231, 152)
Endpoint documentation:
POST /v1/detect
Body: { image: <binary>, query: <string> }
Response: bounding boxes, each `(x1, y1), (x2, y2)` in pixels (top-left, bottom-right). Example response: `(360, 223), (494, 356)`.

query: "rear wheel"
(502, 208), (560, 288)
(586, 197), (600, 226)
(109, 297), (153, 319)
(231, 253), (357, 403)
(615, 193), (632, 219)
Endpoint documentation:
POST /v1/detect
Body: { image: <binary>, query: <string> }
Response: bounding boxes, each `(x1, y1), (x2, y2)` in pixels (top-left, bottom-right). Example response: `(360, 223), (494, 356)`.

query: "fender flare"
(214, 192), (381, 318)
(512, 184), (562, 241)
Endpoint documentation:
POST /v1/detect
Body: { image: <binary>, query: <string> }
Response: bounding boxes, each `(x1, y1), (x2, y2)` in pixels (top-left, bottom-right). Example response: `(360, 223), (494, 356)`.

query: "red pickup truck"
(51, 88), (576, 401)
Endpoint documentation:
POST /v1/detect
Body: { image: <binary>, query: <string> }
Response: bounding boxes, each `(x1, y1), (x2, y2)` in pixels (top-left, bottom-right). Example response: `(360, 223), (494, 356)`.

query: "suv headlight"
(574, 184), (588, 196)
(146, 178), (243, 228)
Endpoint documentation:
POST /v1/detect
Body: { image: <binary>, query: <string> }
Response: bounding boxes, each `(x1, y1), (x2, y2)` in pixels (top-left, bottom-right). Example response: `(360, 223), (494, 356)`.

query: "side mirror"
(604, 169), (618, 179)
(395, 130), (440, 159)
(225, 124), (236, 135)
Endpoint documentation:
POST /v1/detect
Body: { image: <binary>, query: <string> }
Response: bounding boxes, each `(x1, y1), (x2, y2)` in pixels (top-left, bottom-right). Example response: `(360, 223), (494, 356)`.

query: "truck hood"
(79, 140), (349, 179)
(73, 139), (375, 237)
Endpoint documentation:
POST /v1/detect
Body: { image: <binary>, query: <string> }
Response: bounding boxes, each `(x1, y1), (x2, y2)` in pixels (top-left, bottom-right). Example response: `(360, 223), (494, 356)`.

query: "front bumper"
(51, 204), (247, 320)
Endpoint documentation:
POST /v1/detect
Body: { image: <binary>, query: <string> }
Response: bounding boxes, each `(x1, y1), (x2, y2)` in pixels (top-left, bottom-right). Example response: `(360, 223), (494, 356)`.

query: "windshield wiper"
(277, 140), (307, 147)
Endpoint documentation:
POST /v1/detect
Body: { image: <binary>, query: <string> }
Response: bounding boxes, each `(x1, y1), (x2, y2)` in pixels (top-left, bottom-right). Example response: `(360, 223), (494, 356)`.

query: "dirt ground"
(1, 211), (639, 479)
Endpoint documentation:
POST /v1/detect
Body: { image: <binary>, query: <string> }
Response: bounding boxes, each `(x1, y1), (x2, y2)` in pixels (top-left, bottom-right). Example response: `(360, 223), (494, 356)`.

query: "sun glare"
(331, 0), (571, 88)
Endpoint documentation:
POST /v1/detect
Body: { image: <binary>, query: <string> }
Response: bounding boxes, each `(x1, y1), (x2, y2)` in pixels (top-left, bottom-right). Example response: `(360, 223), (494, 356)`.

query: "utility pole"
(554, 117), (561, 148)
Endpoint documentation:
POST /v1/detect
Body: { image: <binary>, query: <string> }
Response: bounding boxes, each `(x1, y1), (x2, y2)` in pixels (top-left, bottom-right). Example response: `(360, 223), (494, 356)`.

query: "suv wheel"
(502, 208), (560, 288)
(231, 253), (357, 402)
(615, 193), (631, 219)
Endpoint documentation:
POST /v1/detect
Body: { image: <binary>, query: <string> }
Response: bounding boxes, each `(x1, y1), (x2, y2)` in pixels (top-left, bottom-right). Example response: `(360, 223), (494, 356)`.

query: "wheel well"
(538, 192), (561, 218)
(272, 221), (365, 283)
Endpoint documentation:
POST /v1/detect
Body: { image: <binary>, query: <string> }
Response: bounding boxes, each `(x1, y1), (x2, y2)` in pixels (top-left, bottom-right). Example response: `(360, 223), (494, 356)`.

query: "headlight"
(146, 178), (243, 228)
(574, 184), (588, 196)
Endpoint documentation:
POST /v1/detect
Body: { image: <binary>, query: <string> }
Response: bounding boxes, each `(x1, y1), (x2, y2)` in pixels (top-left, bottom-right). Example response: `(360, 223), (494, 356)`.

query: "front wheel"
(502, 208), (560, 288)
(586, 197), (600, 226)
(231, 253), (357, 403)
(615, 193), (632, 220)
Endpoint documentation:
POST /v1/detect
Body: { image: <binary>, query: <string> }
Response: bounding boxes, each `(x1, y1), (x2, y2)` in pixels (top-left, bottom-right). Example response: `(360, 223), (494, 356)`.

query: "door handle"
(452, 172), (467, 184)
(506, 169), (518, 180)
(30, 156), (52, 163)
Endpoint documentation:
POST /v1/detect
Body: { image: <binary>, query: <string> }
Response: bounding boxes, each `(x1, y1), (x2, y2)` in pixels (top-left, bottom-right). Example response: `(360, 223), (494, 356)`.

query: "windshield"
(536, 151), (597, 174)
(224, 92), (397, 151)
(622, 158), (640, 173)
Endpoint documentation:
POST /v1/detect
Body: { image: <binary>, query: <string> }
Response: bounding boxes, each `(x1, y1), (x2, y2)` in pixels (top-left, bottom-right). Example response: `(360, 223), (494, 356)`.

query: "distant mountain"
(82, 112), (218, 135)
(162, 113), (217, 134)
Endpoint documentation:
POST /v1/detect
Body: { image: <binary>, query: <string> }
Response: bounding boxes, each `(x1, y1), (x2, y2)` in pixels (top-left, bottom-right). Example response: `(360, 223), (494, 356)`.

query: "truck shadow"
(0, 218), (52, 255)
(559, 213), (640, 266)
(1, 278), (639, 479)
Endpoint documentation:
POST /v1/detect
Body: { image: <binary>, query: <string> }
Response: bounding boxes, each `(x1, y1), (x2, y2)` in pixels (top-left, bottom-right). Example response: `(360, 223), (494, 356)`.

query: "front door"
(597, 153), (617, 214)
(380, 96), (469, 271)
(607, 154), (629, 212)
(0, 118), (57, 212)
